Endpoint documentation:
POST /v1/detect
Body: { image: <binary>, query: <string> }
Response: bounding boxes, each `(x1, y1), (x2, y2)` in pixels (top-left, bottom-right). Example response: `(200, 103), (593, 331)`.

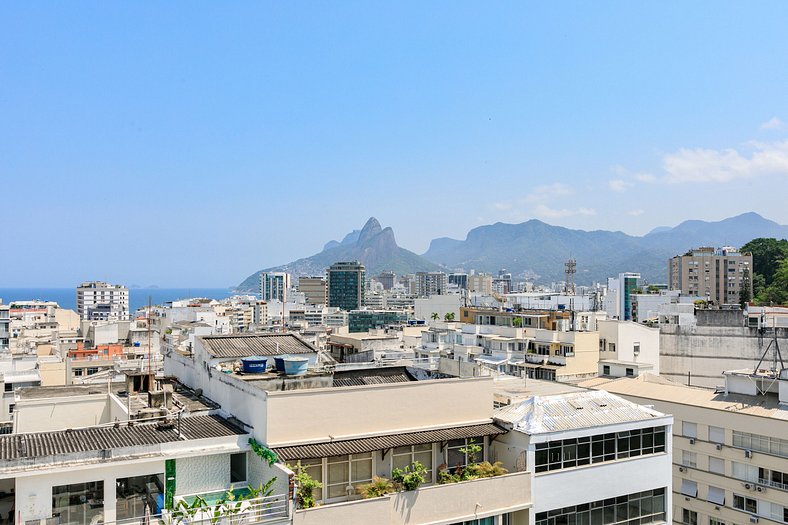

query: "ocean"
(0, 288), (237, 314)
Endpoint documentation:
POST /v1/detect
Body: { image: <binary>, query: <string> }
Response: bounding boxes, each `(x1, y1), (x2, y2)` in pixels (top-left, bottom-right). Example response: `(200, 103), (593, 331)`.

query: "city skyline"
(2, 2), (787, 286)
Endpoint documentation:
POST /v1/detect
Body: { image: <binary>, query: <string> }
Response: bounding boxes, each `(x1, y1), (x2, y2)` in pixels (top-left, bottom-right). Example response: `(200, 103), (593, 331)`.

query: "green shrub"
(358, 476), (395, 498)
(392, 461), (429, 491)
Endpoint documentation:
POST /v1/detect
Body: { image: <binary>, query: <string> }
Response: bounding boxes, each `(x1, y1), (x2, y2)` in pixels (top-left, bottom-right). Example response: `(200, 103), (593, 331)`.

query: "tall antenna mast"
(564, 258), (576, 295)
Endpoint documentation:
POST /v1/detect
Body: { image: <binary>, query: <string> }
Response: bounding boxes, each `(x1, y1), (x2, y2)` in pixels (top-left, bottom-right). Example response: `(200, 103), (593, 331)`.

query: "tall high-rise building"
(376, 271), (396, 291)
(448, 273), (468, 290)
(415, 272), (448, 297)
(327, 261), (365, 311)
(0, 302), (9, 352)
(468, 273), (493, 294)
(605, 272), (640, 321)
(259, 272), (291, 303)
(668, 247), (753, 305)
(76, 281), (129, 321)
(298, 276), (327, 305)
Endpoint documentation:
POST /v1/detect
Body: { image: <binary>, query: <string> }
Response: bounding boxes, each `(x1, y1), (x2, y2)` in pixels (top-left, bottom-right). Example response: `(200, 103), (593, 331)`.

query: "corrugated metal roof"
(200, 334), (317, 358)
(272, 422), (506, 460)
(0, 415), (245, 461)
(332, 367), (414, 387)
(494, 390), (665, 434)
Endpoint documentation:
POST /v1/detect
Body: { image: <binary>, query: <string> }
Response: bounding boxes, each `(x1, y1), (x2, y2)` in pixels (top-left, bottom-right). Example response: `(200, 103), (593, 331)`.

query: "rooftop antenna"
(564, 258), (576, 295)
(752, 316), (784, 376)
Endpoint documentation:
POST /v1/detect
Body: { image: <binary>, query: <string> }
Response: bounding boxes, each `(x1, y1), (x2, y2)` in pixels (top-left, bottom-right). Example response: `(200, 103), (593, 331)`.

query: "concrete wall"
(659, 325), (788, 388)
(265, 377), (494, 445)
(696, 309), (744, 327)
(14, 394), (118, 433)
(599, 320), (660, 374)
(176, 454), (232, 496)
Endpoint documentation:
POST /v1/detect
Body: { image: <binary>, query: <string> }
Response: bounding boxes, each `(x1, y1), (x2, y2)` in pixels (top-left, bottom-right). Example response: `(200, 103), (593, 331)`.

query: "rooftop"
(579, 373), (788, 420)
(200, 333), (317, 358)
(495, 389), (667, 434)
(0, 414), (244, 461)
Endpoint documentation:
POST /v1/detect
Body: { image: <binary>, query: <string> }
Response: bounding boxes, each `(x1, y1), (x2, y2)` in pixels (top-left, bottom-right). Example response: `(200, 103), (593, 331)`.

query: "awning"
(680, 479), (698, 498)
(475, 356), (509, 365)
(271, 422), (506, 461)
(706, 486), (725, 505)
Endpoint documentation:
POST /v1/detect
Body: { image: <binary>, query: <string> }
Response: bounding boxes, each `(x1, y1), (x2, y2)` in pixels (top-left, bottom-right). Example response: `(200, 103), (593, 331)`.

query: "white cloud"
(662, 140), (788, 183)
(635, 172), (656, 183)
(760, 117), (783, 130)
(524, 183), (572, 203)
(492, 201), (512, 211)
(533, 204), (596, 219)
(608, 179), (633, 192)
(627, 209), (645, 216)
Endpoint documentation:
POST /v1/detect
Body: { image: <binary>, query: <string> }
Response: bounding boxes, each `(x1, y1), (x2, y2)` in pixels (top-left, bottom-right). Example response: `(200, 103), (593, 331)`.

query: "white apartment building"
(415, 272), (448, 297)
(0, 303), (9, 353)
(597, 319), (660, 377)
(76, 281), (129, 321)
(259, 272), (291, 303)
(494, 389), (673, 525)
(583, 370), (788, 525)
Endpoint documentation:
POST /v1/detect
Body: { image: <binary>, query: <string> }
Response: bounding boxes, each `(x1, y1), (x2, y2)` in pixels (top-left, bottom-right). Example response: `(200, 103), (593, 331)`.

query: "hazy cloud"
(524, 183), (572, 203)
(627, 209), (645, 216)
(533, 204), (596, 219)
(663, 140), (788, 183)
(760, 117), (783, 130)
(635, 173), (656, 183)
(608, 179), (634, 192)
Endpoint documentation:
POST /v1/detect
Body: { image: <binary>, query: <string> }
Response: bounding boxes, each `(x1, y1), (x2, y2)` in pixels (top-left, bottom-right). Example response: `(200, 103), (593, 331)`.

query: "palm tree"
(444, 312), (456, 322)
(431, 312), (439, 321)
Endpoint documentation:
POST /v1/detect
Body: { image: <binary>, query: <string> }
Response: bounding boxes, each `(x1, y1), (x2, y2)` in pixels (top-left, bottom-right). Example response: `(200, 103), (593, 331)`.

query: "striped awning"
(272, 422), (506, 461)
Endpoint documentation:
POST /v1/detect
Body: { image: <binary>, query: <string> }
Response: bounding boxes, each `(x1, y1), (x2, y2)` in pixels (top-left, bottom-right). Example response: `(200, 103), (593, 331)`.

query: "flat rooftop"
(579, 373), (788, 420)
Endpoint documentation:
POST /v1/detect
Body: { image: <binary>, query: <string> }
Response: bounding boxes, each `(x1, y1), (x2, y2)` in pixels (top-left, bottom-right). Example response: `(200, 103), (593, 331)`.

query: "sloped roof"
(494, 389), (666, 434)
(0, 414), (244, 461)
(199, 334), (317, 358)
(272, 422), (505, 460)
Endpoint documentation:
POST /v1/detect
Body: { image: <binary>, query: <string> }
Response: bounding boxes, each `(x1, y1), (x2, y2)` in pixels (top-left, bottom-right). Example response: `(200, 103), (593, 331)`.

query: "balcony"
(291, 471), (531, 525)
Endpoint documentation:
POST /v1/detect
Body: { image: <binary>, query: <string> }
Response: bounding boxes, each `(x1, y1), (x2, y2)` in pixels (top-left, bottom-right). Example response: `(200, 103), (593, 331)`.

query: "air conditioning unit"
(716, 443), (723, 450)
(756, 486), (766, 493)
(679, 466), (685, 472)
(750, 517), (759, 524)
(745, 449), (753, 458)
(689, 438), (696, 445)
(744, 483), (752, 490)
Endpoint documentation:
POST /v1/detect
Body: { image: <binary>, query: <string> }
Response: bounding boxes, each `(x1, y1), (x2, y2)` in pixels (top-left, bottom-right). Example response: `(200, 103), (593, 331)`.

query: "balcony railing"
(292, 471), (531, 525)
(107, 494), (289, 525)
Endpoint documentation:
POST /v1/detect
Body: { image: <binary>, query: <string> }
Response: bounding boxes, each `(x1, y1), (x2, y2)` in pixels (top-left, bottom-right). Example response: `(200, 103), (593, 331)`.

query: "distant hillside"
(237, 218), (439, 291)
(422, 212), (788, 285)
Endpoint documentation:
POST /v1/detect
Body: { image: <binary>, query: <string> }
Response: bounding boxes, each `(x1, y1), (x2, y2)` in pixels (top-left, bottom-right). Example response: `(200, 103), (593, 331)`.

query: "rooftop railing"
(109, 494), (289, 525)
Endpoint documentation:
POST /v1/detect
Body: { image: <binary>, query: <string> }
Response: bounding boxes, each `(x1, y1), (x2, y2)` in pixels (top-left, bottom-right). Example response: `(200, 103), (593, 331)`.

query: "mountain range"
(237, 212), (788, 291)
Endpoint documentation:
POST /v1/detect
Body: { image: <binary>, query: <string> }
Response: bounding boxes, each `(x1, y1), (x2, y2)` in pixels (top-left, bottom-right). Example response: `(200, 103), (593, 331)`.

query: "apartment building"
(597, 319), (660, 377)
(259, 272), (291, 303)
(669, 247), (753, 306)
(582, 370), (788, 525)
(604, 272), (641, 321)
(76, 281), (129, 321)
(297, 276), (326, 305)
(327, 261), (365, 311)
(469, 273), (494, 294)
(348, 309), (409, 333)
(494, 389), (673, 525)
(415, 271), (448, 297)
(376, 271), (396, 290)
(0, 303), (9, 352)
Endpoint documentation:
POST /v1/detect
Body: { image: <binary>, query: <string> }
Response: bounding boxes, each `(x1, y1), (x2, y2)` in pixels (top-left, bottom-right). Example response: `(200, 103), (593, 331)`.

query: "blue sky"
(2, 2), (787, 287)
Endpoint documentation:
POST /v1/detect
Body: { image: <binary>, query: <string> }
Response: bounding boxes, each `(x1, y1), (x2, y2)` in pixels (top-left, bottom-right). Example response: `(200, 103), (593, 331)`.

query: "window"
(733, 494), (757, 514)
(326, 453), (373, 500)
(298, 458), (323, 502)
(732, 462), (758, 482)
(682, 422), (697, 439)
(53, 481), (105, 525)
(707, 486), (725, 506)
(116, 474), (164, 519)
(3, 383), (10, 392)
(680, 479), (698, 498)
(709, 426), (725, 444)
(446, 438), (485, 470)
(230, 453), (247, 483)
(8, 404), (14, 414)
(633, 342), (640, 355)
(733, 430), (788, 458)
(683, 508), (698, 525)
(608, 343), (616, 353)
(534, 426), (666, 472)
(535, 488), (666, 525)
(602, 365), (611, 375)
(392, 444), (433, 482)
(709, 519), (725, 525)
(626, 368), (634, 377)
(682, 451), (697, 468)
(709, 456), (725, 475)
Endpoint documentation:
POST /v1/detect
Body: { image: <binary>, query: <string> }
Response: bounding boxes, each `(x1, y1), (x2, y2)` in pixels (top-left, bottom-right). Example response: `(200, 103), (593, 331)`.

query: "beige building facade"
(668, 247), (753, 306)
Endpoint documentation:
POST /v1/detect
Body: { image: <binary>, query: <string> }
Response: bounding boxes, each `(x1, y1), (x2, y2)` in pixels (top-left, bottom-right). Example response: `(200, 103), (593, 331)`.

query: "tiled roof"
(200, 334), (317, 358)
(272, 422), (505, 460)
(0, 415), (244, 461)
(494, 390), (666, 434)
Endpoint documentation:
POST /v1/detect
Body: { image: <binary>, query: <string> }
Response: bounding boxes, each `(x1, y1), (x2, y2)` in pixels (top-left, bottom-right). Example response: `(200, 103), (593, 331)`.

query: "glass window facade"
(52, 481), (104, 525)
(116, 474), (164, 520)
(535, 488), (666, 525)
(535, 427), (666, 473)
(446, 438), (485, 470)
(326, 453), (373, 500)
(733, 430), (788, 458)
(392, 444), (433, 481)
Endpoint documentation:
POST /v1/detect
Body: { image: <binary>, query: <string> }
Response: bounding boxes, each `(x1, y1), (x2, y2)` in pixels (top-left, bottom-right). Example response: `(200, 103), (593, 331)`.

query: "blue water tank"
(240, 356), (268, 373)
